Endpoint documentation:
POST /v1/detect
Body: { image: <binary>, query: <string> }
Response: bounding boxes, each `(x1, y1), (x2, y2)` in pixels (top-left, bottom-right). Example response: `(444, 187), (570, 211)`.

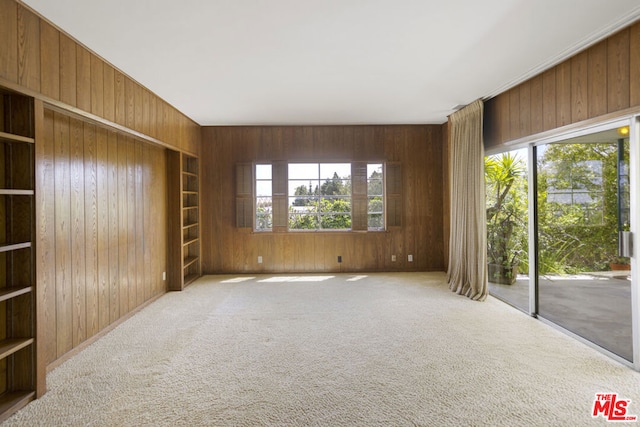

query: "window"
(255, 164), (272, 231)
(288, 163), (351, 230)
(367, 164), (384, 230)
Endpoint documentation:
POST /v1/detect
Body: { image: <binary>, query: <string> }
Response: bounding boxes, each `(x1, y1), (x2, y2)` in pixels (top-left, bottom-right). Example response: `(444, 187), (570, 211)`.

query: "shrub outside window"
(288, 163), (351, 230)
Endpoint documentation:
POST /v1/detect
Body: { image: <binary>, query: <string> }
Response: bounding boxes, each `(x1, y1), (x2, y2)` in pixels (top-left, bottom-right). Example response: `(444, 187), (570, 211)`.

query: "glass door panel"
(536, 127), (632, 361)
(486, 149), (530, 311)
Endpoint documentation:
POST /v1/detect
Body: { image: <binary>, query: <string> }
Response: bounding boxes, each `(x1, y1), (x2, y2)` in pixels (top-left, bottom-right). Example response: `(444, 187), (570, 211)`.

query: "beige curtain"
(447, 99), (487, 301)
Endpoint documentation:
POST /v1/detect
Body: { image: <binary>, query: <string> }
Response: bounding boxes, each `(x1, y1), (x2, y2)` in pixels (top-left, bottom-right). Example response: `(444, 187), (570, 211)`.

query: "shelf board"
(182, 191), (198, 195)
(0, 391), (36, 423)
(0, 286), (32, 303)
(183, 256), (199, 269)
(183, 222), (198, 230)
(0, 131), (34, 144)
(183, 273), (200, 286)
(182, 171), (197, 178)
(0, 189), (34, 196)
(183, 205), (198, 211)
(0, 242), (31, 253)
(0, 338), (34, 360)
(183, 237), (199, 246)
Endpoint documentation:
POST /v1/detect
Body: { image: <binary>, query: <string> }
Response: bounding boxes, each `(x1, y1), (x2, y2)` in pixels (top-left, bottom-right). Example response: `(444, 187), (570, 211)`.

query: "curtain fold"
(447, 99), (487, 301)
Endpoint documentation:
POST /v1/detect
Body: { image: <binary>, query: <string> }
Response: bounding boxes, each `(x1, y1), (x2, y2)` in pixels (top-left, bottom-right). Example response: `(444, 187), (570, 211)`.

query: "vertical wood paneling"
(530, 75), (543, 135)
(201, 125), (443, 273)
(542, 68), (557, 131)
(107, 131), (119, 322)
(124, 78), (135, 129)
(571, 51), (588, 122)
(69, 117), (86, 347)
(134, 141), (144, 306)
(114, 71), (126, 126)
(96, 128), (109, 331)
(556, 62), (572, 127)
(117, 135), (129, 314)
(59, 34), (76, 107)
(75, 45), (91, 112)
(90, 54), (104, 117)
(508, 88), (520, 141)
(607, 28), (630, 112)
(84, 123), (99, 338)
(17, 5), (41, 92)
(102, 64), (115, 123)
(53, 112), (72, 358)
(126, 138), (136, 310)
(38, 108), (57, 366)
(588, 40), (608, 118)
(631, 23), (640, 106)
(39, 21), (59, 100)
(0, 0), (18, 82)
(519, 81), (531, 136)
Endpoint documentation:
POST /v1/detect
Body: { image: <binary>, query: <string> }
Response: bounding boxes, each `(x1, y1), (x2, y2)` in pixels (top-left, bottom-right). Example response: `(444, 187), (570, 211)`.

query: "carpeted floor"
(4, 272), (640, 426)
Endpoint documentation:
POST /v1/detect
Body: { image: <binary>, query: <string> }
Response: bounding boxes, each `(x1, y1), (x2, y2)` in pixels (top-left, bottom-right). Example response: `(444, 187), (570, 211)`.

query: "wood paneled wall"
(201, 125), (444, 273)
(485, 21), (640, 149)
(37, 108), (167, 366)
(0, 0), (200, 155)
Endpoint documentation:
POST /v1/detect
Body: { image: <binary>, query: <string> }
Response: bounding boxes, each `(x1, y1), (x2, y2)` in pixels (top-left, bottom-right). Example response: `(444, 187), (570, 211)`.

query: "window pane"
(256, 181), (272, 197)
(367, 163), (384, 230)
(289, 163), (318, 180)
(256, 164), (272, 180)
(320, 163), (351, 180)
(289, 179), (318, 197)
(289, 213), (318, 230)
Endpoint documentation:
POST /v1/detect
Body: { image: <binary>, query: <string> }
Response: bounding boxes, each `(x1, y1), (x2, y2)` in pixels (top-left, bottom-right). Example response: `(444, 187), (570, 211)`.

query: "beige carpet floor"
(4, 272), (640, 426)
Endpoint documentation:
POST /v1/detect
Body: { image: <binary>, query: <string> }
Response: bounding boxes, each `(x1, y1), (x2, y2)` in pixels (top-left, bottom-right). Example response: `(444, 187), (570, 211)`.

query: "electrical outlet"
(162, 271), (166, 281)
(258, 256), (263, 264)
(408, 254), (413, 262)
(337, 256), (342, 263)
(392, 255), (396, 262)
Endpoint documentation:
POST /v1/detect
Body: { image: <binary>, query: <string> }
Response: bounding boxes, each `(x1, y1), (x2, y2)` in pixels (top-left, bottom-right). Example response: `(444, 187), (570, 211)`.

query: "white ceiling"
(22, 0), (640, 126)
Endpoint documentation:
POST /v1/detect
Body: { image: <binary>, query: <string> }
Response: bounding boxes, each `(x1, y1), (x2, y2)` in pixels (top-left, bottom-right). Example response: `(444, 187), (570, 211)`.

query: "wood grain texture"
(0, 0), (18, 83)
(588, 40), (607, 118)
(486, 22), (638, 148)
(41, 109), (168, 368)
(34, 99), (51, 395)
(53, 111), (72, 358)
(17, 5), (40, 92)
(631, 22), (640, 106)
(83, 123), (98, 339)
(69, 117), (86, 347)
(201, 125), (443, 273)
(75, 45), (91, 112)
(39, 21), (59, 100)
(90, 54), (104, 117)
(607, 28), (630, 113)
(58, 34), (76, 107)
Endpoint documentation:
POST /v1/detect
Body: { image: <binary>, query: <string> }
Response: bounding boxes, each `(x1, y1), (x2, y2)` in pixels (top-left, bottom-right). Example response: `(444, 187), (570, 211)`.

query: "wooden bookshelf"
(0, 89), (38, 422)
(168, 152), (201, 290)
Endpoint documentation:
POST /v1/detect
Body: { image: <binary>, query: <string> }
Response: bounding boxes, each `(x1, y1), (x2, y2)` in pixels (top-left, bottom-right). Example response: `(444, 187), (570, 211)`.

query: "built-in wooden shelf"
(0, 131), (34, 144)
(183, 237), (199, 246)
(183, 274), (199, 286)
(169, 152), (201, 291)
(183, 256), (199, 269)
(0, 189), (34, 196)
(0, 391), (36, 423)
(0, 338), (34, 360)
(0, 286), (32, 303)
(0, 88), (39, 420)
(0, 242), (31, 253)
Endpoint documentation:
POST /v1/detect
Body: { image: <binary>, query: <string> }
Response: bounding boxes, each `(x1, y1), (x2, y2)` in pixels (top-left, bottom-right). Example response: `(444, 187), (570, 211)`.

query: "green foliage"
(536, 142), (627, 274)
(485, 152), (528, 271)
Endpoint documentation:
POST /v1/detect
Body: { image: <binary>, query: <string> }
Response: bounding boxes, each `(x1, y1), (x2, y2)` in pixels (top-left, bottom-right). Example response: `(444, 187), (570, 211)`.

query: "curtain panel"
(447, 100), (487, 301)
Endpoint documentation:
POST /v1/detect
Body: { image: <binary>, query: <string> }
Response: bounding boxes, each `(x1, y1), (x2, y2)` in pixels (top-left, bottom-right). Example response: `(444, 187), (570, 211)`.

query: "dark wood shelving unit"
(168, 152), (201, 291)
(0, 89), (38, 422)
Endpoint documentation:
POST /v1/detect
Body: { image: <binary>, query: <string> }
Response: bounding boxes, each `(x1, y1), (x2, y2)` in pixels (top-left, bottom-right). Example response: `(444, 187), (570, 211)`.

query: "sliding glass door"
(536, 126), (632, 361)
(486, 149), (530, 312)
